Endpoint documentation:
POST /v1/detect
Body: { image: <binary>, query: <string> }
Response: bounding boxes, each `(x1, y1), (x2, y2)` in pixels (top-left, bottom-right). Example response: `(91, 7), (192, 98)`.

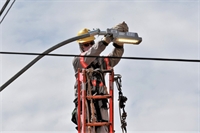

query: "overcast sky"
(0, 0), (199, 133)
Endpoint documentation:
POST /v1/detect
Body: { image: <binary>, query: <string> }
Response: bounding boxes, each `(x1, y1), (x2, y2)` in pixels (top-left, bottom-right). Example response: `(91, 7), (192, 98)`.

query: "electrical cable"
(0, 33), (91, 92)
(0, 51), (200, 63)
(0, 0), (16, 24)
(0, 0), (10, 16)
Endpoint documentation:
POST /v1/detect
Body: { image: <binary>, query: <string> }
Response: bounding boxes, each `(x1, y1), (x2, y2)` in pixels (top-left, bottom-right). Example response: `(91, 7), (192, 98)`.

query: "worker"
(71, 22), (129, 133)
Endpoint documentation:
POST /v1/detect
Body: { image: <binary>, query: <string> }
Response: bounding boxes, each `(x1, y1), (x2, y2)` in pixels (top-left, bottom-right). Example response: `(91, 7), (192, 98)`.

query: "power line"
(0, 32), (199, 92)
(0, 51), (200, 63)
(0, 0), (10, 16)
(0, 0), (16, 24)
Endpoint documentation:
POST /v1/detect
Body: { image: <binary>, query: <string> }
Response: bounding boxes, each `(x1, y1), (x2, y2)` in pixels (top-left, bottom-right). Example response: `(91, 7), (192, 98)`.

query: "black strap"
(93, 99), (102, 121)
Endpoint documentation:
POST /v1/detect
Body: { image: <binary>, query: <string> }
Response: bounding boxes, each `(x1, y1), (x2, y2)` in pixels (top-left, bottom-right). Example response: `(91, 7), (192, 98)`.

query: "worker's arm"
(73, 40), (108, 72)
(102, 22), (128, 68)
(108, 43), (124, 67)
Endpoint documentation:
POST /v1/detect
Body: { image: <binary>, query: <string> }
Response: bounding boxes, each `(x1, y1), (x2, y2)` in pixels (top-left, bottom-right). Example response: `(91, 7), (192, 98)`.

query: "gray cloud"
(1, 1), (199, 133)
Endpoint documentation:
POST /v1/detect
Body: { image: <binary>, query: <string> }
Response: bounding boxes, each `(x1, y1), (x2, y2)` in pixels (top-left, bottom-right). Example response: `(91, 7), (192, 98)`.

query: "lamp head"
(107, 29), (142, 45)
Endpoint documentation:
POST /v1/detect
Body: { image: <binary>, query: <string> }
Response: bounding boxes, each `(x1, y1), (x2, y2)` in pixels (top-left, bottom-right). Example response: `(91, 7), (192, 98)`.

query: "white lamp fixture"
(106, 29), (142, 45)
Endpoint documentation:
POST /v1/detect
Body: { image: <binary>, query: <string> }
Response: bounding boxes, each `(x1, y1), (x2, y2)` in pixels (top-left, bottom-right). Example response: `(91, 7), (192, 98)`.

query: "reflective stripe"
(99, 82), (103, 87)
(92, 80), (97, 86)
(92, 80), (103, 87)
(104, 57), (111, 70)
(80, 53), (88, 68)
(77, 73), (83, 81)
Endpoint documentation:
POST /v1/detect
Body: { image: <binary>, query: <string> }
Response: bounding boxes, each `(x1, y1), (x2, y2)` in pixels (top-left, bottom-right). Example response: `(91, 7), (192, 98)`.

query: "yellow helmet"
(77, 28), (95, 43)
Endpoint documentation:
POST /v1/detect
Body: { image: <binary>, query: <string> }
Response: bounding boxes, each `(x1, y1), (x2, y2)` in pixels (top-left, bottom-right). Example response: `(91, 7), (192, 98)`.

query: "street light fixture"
(106, 29), (142, 44)
(89, 28), (142, 45)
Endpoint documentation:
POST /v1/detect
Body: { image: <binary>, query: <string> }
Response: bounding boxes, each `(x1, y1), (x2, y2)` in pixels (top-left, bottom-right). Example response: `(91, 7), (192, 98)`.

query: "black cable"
(0, 0), (10, 16)
(0, 33), (91, 92)
(0, 0), (16, 24)
(0, 51), (200, 63)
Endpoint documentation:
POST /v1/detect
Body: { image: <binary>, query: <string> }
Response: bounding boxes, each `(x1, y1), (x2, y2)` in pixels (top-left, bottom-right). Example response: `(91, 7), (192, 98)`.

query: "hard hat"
(77, 28), (95, 43)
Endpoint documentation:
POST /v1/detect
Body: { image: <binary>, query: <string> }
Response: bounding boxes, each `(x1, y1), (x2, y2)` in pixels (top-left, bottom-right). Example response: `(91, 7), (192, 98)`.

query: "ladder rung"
(86, 122), (111, 126)
(86, 95), (112, 99)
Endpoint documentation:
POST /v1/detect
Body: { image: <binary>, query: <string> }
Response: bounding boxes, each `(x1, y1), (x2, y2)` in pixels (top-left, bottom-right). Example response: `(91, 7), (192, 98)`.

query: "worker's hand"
(102, 34), (113, 44)
(102, 22), (129, 45)
(112, 21), (129, 46)
(112, 21), (129, 32)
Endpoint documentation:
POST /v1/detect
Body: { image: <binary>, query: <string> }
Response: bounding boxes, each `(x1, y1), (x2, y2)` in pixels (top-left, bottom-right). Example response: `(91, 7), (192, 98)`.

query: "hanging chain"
(114, 74), (128, 133)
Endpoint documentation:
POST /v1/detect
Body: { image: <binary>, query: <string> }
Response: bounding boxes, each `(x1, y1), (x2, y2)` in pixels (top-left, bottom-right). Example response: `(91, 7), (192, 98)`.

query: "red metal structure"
(77, 68), (114, 133)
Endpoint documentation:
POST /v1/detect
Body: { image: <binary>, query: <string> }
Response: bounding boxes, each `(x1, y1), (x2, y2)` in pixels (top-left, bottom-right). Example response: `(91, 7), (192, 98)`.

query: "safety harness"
(85, 68), (109, 133)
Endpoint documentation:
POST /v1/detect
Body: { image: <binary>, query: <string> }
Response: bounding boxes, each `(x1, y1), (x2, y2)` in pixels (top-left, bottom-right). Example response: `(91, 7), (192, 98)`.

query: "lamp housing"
(106, 29), (142, 45)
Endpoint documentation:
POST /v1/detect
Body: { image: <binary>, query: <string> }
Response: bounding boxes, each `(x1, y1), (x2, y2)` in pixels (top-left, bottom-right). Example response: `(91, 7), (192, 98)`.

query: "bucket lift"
(77, 68), (114, 133)
(76, 68), (128, 133)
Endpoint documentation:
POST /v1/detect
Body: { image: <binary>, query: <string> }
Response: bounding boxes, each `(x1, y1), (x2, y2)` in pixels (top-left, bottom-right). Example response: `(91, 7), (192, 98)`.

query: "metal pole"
(82, 69), (86, 133)
(109, 70), (114, 133)
(77, 69), (81, 133)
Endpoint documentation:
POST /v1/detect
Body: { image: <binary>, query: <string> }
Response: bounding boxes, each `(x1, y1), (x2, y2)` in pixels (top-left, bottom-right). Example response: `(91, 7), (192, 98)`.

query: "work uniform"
(72, 40), (124, 133)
